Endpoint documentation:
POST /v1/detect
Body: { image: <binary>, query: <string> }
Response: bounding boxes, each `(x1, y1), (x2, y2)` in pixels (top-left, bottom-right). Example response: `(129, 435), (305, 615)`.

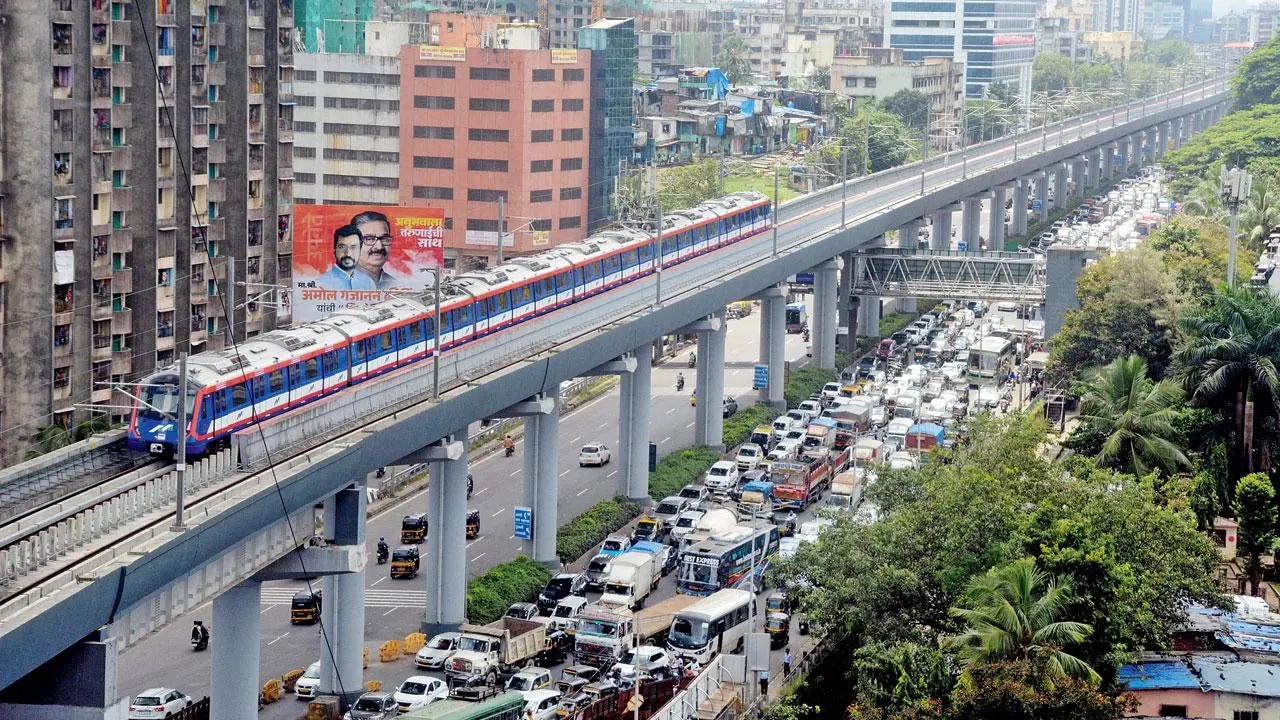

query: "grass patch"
(556, 497), (643, 564)
(466, 555), (554, 625)
(724, 171), (802, 203)
(785, 366), (839, 409)
(724, 405), (780, 448)
(650, 446), (721, 501)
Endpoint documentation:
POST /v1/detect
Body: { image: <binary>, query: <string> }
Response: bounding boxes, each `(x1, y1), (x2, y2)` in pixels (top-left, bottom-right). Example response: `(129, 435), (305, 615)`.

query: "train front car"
(127, 368), (202, 456)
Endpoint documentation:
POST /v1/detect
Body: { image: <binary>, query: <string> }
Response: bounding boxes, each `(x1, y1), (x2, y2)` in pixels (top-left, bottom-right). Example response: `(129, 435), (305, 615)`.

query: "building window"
(532, 69), (554, 81)
(562, 98), (584, 111)
(414, 126), (455, 139)
(530, 189), (552, 203)
(562, 68), (584, 81)
(412, 186), (454, 199)
(325, 97), (400, 111)
(1233, 713), (1259, 720)
(415, 64), (456, 78)
(324, 148), (400, 163)
(468, 128), (508, 142)
(531, 160), (553, 172)
(468, 158), (509, 172)
(322, 175), (399, 189)
(1157, 707), (1187, 718)
(469, 97), (509, 111)
(561, 128), (583, 141)
(414, 156), (454, 169)
(295, 70), (317, 81)
(295, 172), (317, 183)
(864, 77), (877, 88)
(323, 123), (399, 138)
(531, 129), (553, 143)
(414, 95), (455, 109)
(322, 71), (399, 85)
(295, 121), (316, 132)
(531, 219), (551, 232)
(560, 187), (582, 200)
(467, 218), (498, 231)
(532, 99), (555, 112)
(559, 216), (581, 229)
(469, 67), (510, 81)
(561, 157), (583, 171)
(468, 188), (508, 202)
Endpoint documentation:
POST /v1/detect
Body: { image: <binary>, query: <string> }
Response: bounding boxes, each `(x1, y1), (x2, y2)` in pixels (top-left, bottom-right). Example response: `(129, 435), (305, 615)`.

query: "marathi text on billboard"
(292, 205), (445, 323)
(418, 44), (467, 62)
(550, 48), (579, 64)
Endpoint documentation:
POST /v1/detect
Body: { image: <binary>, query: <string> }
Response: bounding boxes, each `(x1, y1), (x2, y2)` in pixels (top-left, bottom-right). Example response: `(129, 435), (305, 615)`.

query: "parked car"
(652, 496), (692, 527)
(677, 483), (711, 510)
(578, 443), (611, 467)
(704, 461), (741, 491)
(537, 572), (588, 614)
(344, 691), (399, 720)
(295, 662), (322, 700)
(128, 688), (191, 720)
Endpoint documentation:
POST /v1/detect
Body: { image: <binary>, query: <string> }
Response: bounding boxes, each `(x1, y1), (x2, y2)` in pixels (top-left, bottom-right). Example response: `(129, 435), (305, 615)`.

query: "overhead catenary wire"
(127, 0), (353, 702)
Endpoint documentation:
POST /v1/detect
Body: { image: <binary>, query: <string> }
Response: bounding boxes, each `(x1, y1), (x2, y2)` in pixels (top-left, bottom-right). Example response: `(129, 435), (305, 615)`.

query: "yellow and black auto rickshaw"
(401, 513), (428, 544)
(466, 510), (481, 540)
(289, 589), (323, 625)
(390, 546), (421, 579)
(765, 611), (791, 648)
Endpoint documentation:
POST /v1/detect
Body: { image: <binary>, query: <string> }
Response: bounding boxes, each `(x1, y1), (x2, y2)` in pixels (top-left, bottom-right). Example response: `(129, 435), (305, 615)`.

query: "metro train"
(128, 192), (773, 456)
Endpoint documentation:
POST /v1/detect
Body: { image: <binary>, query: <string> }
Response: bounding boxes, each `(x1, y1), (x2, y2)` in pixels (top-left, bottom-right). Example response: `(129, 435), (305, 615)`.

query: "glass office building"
(886, 0), (1036, 98)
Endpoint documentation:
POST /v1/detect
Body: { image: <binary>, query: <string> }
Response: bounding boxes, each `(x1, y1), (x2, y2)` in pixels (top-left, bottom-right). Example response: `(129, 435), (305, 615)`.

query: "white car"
(616, 645), (674, 680)
(578, 442), (611, 467)
(669, 510), (706, 543)
(820, 382), (842, 401)
(734, 443), (763, 472)
(393, 676), (448, 713)
(524, 689), (563, 720)
(797, 518), (834, 544)
(128, 688), (192, 719)
(704, 461), (740, 491)
(506, 667), (554, 694)
(414, 631), (461, 669)
(295, 661), (322, 700)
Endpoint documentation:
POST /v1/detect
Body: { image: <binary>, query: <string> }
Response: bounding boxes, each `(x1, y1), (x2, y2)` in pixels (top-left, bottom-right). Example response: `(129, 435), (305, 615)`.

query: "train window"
(214, 390), (227, 414)
(424, 317), (436, 338)
(269, 371), (284, 393)
(662, 237), (676, 254)
(380, 331), (393, 352)
(497, 292), (508, 311)
(638, 244), (652, 261)
(541, 277), (555, 296)
(305, 358), (318, 378)
(289, 365), (302, 386)
(605, 255), (619, 272)
(408, 322), (422, 341)
(253, 377), (267, 399)
(557, 272), (571, 290)
(459, 305), (471, 325)
(586, 263), (598, 280)
(352, 342), (365, 361)
(519, 285), (532, 304)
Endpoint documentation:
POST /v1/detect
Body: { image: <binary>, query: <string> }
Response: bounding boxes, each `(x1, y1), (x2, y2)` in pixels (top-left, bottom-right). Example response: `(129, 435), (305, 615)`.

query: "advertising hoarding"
(292, 205), (444, 323)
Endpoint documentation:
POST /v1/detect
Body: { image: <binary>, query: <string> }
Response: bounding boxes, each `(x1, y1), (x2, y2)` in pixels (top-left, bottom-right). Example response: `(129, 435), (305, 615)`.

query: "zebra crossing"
(260, 587), (426, 609)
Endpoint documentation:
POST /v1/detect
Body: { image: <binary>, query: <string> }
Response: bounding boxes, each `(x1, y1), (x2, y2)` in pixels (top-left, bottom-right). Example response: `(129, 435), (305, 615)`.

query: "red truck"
(771, 455), (832, 511)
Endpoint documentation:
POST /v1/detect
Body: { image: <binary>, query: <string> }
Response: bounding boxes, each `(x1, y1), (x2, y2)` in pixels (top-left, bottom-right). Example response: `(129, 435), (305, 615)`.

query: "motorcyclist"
(191, 620), (209, 649)
(503, 435), (515, 456)
(785, 511), (798, 535)
(676, 372), (685, 391)
(377, 537), (389, 560)
(688, 352), (696, 367)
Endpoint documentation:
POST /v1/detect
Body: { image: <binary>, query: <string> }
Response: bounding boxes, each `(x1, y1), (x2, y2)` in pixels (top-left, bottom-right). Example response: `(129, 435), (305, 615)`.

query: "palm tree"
(947, 559), (1100, 687)
(1180, 166), (1226, 222)
(715, 37), (752, 87)
(1239, 181), (1280, 248)
(1177, 288), (1280, 474)
(1076, 355), (1189, 476)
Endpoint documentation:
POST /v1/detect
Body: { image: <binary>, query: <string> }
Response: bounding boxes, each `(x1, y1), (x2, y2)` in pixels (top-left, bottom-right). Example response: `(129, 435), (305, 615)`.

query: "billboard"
(292, 205), (444, 323)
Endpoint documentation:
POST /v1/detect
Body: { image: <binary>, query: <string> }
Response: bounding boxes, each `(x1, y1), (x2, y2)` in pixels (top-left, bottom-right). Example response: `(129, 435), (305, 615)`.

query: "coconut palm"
(1239, 181), (1280, 248)
(1076, 355), (1189, 476)
(1177, 287), (1280, 474)
(947, 559), (1100, 687)
(1180, 166), (1226, 222)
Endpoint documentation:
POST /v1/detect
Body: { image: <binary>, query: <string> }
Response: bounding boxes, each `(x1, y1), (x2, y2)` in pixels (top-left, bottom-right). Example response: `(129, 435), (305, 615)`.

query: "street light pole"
(840, 148), (848, 228)
(1222, 166), (1252, 289)
(497, 195), (505, 265)
(172, 352), (189, 530)
(772, 164), (780, 256)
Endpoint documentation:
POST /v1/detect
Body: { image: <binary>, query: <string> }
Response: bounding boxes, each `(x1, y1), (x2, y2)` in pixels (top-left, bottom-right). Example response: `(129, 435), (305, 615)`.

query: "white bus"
(665, 588), (756, 664)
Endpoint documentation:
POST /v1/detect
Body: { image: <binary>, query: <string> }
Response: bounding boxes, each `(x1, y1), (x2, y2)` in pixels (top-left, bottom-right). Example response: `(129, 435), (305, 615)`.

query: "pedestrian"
(758, 670), (770, 696)
(783, 648), (792, 676)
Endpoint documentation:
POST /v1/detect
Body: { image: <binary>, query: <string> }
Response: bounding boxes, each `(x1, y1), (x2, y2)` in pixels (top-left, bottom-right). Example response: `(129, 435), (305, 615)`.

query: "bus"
(676, 523), (779, 596)
(967, 334), (1016, 388)
(402, 691), (524, 720)
(785, 302), (808, 333)
(666, 589), (756, 664)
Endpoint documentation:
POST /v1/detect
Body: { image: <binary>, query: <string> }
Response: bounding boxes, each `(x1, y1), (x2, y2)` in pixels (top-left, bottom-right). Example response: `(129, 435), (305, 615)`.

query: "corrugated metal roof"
(1118, 661), (1204, 691)
(1192, 659), (1280, 696)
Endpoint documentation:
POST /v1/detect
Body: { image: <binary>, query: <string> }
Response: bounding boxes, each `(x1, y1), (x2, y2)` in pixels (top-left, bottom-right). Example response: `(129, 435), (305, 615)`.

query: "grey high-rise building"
(579, 17), (636, 232)
(0, 0), (296, 464)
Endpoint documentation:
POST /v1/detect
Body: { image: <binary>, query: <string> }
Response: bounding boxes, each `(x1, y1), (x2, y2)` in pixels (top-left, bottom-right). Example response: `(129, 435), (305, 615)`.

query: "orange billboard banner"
(292, 205), (445, 322)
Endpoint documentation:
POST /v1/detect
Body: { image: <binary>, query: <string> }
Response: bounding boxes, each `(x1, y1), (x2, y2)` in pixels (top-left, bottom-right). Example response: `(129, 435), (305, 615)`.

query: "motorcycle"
(687, 352), (697, 368)
(376, 544), (389, 565)
(802, 327), (810, 342)
(504, 444), (516, 458)
(676, 376), (685, 392)
(191, 623), (209, 652)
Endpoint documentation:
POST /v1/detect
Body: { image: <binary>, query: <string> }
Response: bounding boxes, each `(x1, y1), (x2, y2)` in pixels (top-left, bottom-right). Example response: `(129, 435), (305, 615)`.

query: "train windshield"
(138, 374), (189, 420)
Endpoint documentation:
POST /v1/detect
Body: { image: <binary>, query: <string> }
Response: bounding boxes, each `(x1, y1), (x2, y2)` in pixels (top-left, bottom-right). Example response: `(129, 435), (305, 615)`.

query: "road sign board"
(514, 506), (533, 540)
(753, 364), (769, 389)
(957, 240), (968, 251)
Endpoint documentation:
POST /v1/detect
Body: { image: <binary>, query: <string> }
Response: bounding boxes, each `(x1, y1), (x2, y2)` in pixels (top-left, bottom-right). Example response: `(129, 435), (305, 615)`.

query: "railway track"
(0, 438), (150, 525)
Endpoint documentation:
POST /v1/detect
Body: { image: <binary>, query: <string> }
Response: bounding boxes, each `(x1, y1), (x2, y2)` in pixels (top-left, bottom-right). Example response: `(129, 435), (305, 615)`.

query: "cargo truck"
(852, 438), (888, 466)
(736, 480), (775, 520)
(827, 467), (874, 510)
(771, 456), (831, 511)
(445, 617), (546, 686)
(598, 551), (658, 610)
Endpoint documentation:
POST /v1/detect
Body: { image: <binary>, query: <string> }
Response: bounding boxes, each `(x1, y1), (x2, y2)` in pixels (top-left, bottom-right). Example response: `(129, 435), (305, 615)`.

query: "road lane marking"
(267, 632), (290, 646)
(466, 540), (479, 549)
(509, 535), (517, 540)
(577, 487), (590, 496)
(665, 408), (675, 414)
(382, 607), (399, 616)
(509, 470), (521, 477)
(686, 422), (694, 429)
(560, 469), (571, 477)
(607, 470), (617, 478)
(260, 604), (278, 615)
(491, 508), (506, 518)
(475, 486), (489, 496)
(372, 578), (386, 587)
(571, 436), (581, 444)
(662, 436), (672, 444)
(471, 553), (486, 563)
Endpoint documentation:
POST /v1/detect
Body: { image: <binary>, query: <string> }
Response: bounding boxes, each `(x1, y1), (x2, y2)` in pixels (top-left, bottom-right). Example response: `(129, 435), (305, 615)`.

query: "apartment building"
(0, 0), (294, 464)
(398, 43), (593, 265)
(830, 48), (964, 146)
(294, 53), (402, 207)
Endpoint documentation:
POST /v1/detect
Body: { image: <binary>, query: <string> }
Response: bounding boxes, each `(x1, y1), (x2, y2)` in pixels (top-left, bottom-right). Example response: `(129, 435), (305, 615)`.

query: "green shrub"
(649, 446), (720, 501)
(785, 366), (837, 408)
(556, 497), (642, 564)
(724, 405), (778, 447)
(879, 312), (916, 338)
(466, 555), (553, 625)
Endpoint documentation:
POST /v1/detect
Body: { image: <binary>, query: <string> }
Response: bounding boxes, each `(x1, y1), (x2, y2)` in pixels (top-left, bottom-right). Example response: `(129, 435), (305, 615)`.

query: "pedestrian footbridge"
(850, 249), (1046, 301)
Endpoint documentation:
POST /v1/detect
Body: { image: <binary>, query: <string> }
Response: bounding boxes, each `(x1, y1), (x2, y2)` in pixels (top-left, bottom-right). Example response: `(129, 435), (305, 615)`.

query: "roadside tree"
(1234, 473), (1277, 595)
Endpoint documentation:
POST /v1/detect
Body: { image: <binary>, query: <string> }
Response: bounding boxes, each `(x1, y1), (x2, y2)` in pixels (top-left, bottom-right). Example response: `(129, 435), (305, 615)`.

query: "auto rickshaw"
(466, 510), (481, 540)
(765, 611), (790, 648)
(536, 630), (574, 667)
(289, 588), (323, 625)
(555, 676), (590, 701)
(401, 513), (428, 544)
(765, 592), (791, 615)
(632, 515), (663, 544)
(554, 691), (591, 719)
(390, 546), (421, 579)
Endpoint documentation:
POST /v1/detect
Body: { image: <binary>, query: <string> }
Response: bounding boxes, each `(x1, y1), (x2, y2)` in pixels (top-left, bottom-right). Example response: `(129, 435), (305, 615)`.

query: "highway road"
(118, 302), (815, 711)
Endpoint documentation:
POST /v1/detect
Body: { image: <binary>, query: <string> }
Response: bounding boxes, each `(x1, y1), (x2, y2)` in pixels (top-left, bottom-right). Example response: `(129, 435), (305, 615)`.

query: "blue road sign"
(753, 364), (769, 389)
(1031, 200), (1042, 211)
(514, 506), (533, 541)
(957, 240), (968, 251)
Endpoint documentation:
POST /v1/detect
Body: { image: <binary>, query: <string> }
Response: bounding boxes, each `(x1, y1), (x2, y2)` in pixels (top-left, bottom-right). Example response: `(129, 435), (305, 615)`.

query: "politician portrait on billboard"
(292, 205), (445, 322)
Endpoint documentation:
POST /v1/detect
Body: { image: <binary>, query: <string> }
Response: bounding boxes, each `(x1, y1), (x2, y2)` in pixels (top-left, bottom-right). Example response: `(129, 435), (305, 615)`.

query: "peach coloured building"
(398, 43), (593, 266)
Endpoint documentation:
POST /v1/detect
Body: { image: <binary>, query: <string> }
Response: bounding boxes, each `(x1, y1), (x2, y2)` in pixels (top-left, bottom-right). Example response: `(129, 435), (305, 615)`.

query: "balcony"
(206, 62), (227, 86)
(112, 104), (132, 129)
(54, 339), (73, 359)
(110, 227), (132, 252)
(156, 334), (175, 351)
(112, 267), (132, 293)
(111, 353), (132, 375)
(111, 146), (132, 170)
(111, 185), (132, 207)
(111, 20), (130, 42)
(112, 307), (132, 334)
(277, 120), (293, 143)
(93, 338), (113, 361)
(207, 180), (226, 203)
(277, 239), (293, 255)
(93, 297), (112, 320)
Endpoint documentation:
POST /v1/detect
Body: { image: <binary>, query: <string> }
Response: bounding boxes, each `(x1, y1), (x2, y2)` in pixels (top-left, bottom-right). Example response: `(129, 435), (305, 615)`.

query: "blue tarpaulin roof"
(1118, 661), (1203, 691)
(907, 423), (945, 439)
